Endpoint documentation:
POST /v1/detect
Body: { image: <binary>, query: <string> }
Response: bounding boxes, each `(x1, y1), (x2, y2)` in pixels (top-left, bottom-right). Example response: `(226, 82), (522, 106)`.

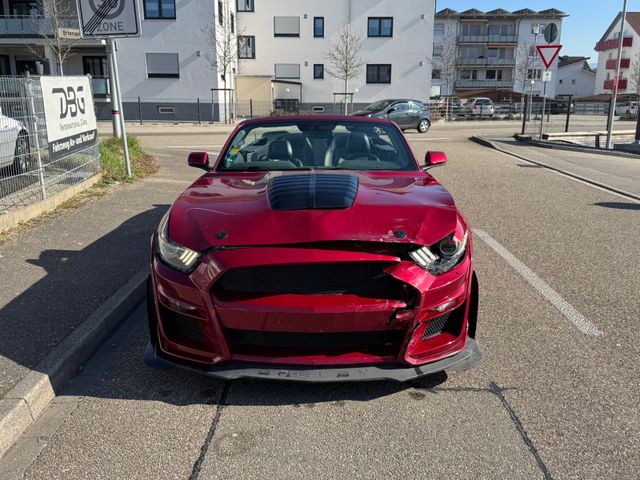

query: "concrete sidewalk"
(97, 121), (237, 137)
(0, 138), (201, 455)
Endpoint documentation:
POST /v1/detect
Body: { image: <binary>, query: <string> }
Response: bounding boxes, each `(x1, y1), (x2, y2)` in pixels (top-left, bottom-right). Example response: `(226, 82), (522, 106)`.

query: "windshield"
(218, 120), (417, 172)
(363, 100), (395, 112)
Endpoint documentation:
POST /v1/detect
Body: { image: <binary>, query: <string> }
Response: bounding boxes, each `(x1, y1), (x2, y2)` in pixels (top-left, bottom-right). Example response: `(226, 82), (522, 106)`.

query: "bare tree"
(203, 0), (238, 123)
(325, 26), (365, 114)
(25, 0), (82, 75)
(514, 40), (542, 113)
(426, 24), (458, 118)
(629, 49), (640, 97)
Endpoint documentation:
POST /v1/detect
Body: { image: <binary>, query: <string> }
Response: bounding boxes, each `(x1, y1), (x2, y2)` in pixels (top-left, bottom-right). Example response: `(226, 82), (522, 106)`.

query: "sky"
(436, 1), (627, 63)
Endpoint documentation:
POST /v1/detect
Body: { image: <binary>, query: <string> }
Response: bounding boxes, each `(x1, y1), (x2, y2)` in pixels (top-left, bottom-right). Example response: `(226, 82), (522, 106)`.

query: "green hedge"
(99, 135), (158, 183)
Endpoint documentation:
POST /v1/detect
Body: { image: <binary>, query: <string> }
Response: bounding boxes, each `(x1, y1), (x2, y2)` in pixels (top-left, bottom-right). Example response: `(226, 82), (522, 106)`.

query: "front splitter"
(144, 338), (482, 383)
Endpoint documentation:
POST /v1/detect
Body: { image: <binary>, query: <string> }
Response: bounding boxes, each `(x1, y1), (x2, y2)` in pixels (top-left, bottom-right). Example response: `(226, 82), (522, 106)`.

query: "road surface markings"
(473, 228), (603, 337)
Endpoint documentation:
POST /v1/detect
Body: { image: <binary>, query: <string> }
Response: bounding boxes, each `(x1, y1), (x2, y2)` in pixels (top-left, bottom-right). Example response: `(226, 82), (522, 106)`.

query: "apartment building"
(0, 0), (229, 121)
(555, 56), (596, 98)
(235, 0), (435, 113)
(432, 8), (566, 98)
(594, 12), (640, 96)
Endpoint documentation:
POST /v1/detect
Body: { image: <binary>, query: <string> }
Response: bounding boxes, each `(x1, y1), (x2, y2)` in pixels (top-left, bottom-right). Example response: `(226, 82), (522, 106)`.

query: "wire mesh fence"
(0, 76), (101, 213)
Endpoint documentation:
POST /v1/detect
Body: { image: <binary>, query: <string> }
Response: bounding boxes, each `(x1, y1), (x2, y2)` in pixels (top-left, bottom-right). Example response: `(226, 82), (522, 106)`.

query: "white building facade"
(0, 0), (231, 121)
(555, 56), (596, 98)
(235, 0), (435, 113)
(432, 8), (565, 99)
(594, 12), (640, 96)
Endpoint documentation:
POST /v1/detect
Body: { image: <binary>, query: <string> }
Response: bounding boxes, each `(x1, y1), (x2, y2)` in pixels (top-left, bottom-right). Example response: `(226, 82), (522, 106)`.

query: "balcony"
(595, 37), (633, 52)
(458, 34), (518, 44)
(456, 79), (514, 89)
(457, 57), (515, 66)
(603, 79), (628, 90)
(0, 15), (79, 37)
(606, 58), (631, 69)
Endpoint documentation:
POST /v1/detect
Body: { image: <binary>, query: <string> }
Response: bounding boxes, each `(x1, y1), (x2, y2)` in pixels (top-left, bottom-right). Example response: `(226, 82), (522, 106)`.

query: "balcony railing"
(595, 37), (633, 52)
(0, 15), (79, 37)
(603, 79), (628, 90)
(606, 58), (631, 69)
(457, 57), (515, 66)
(458, 34), (518, 43)
(456, 79), (514, 88)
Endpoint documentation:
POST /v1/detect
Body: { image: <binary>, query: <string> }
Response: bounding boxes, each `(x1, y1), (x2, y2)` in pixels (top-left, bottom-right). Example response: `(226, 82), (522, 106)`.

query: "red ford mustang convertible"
(145, 116), (480, 382)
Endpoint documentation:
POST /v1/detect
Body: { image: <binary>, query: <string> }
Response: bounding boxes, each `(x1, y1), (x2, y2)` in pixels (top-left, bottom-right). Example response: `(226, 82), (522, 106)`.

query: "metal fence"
(0, 76), (101, 213)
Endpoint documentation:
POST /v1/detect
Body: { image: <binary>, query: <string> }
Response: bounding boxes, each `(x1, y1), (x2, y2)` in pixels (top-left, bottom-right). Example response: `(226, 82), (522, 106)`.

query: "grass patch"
(99, 135), (158, 184)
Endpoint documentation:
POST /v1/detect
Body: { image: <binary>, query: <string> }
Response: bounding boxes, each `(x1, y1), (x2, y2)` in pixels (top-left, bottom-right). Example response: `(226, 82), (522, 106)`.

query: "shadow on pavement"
(0, 204), (170, 397)
(594, 201), (640, 210)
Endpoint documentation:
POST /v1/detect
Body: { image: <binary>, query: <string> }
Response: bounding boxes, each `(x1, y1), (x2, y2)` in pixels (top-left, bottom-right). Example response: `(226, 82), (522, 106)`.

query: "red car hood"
(169, 171), (458, 251)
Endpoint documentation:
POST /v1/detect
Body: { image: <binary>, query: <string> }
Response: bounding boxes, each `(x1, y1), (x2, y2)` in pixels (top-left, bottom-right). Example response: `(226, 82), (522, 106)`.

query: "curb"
(0, 268), (148, 459)
(469, 136), (640, 202)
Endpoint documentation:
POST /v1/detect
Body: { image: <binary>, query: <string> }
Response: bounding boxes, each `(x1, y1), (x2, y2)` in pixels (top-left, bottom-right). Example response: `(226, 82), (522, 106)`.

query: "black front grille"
(422, 302), (466, 340)
(227, 329), (404, 355)
(214, 262), (411, 299)
(159, 304), (206, 341)
(268, 173), (359, 210)
(422, 313), (450, 339)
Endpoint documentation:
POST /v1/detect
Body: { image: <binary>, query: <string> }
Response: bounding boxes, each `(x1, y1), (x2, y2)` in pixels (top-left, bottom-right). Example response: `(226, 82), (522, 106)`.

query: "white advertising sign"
(40, 76), (98, 161)
(77, 0), (140, 37)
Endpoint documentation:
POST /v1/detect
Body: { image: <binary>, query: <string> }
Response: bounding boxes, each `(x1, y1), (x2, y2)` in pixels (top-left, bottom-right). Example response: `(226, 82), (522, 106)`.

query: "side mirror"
(423, 151), (447, 169)
(188, 151), (210, 171)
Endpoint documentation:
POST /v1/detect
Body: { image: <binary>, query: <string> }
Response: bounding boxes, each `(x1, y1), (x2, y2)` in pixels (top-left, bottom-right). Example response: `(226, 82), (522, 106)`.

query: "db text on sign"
(40, 76), (98, 161)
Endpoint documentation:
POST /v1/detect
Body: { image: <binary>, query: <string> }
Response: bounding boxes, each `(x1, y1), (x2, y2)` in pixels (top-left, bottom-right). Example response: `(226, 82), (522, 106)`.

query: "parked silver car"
(0, 110), (31, 174)
(464, 97), (495, 117)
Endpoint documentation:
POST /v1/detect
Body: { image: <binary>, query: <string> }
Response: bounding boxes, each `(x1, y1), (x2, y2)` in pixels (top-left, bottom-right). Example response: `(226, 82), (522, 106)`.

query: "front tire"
(12, 131), (31, 174)
(417, 119), (431, 133)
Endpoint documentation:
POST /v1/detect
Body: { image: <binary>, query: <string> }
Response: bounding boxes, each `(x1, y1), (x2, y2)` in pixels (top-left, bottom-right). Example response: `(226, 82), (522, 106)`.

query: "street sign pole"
(539, 72), (549, 139)
(106, 41), (121, 139)
(606, 0), (628, 150)
(109, 38), (131, 177)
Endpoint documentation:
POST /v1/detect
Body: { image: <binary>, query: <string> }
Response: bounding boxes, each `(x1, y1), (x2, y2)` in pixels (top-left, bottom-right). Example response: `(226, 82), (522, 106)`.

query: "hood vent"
(268, 173), (359, 210)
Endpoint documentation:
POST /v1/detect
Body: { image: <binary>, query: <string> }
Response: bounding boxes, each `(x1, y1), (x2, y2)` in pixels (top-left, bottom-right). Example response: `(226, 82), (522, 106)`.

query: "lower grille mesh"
(422, 313), (450, 339)
(159, 304), (206, 341)
(215, 262), (410, 299)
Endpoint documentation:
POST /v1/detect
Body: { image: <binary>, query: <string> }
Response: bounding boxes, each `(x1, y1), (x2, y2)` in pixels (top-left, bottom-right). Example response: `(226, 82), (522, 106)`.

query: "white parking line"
(473, 228), (603, 337)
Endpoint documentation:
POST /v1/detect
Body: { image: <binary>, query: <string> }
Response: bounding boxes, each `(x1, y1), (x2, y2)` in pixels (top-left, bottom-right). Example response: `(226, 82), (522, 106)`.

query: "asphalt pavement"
(2, 123), (639, 479)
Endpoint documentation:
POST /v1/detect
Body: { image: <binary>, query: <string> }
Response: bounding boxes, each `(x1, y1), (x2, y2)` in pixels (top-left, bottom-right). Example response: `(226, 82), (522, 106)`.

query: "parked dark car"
(351, 99), (432, 133)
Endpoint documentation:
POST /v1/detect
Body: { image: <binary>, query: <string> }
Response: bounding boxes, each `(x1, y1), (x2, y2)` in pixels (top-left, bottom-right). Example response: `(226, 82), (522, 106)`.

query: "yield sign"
(536, 45), (562, 69)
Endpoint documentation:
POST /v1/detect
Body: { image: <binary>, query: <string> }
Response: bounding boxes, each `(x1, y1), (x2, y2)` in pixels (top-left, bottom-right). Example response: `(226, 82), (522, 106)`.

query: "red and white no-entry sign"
(536, 45), (562, 69)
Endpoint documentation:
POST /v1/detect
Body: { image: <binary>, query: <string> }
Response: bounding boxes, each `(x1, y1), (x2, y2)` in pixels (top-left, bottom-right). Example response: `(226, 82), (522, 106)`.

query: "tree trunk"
(223, 78), (228, 124)
(344, 78), (348, 115)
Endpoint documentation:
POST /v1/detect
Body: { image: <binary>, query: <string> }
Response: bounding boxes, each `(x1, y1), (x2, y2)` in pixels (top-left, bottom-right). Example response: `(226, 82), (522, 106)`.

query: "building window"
(230, 13), (235, 32)
(314, 17), (324, 37)
(527, 69), (542, 80)
(461, 23), (483, 36)
(368, 17), (393, 37)
(275, 63), (300, 79)
(434, 23), (444, 36)
(274, 16), (300, 37)
(218, 0), (223, 25)
(433, 44), (443, 57)
(144, 0), (176, 19)
(571, 79), (576, 85)
(559, 79), (564, 84)
(146, 53), (180, 78)
(237, 0), (254, 12)
(366, 64), (391, 84)
(238, 36), (255, 58)
(432, 69), (441, 80)
(313, 64), (324, 79)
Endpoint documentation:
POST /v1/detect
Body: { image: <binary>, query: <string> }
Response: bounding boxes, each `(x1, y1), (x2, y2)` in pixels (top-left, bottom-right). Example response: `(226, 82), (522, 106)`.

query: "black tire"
(417, 118), (431, 133)
(12, 131), (31, 174)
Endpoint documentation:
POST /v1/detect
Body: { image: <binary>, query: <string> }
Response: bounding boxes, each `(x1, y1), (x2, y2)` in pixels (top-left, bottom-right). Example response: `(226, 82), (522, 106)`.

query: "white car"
(464, 97), (495, 117)
(0, 112), (30, 173)
(615, 101), (638, 118)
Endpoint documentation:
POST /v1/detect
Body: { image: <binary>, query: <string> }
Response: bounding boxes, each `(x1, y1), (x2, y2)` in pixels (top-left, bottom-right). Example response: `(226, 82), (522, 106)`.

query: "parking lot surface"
(2, 123), (639, 479)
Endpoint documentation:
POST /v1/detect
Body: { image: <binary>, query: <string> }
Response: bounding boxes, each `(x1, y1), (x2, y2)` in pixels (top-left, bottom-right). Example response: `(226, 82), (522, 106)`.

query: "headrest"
(268, 138), (293, 161)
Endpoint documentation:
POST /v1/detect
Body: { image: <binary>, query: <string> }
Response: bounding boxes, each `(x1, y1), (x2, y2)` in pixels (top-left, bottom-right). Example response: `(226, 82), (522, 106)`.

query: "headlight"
(156, 210), (200, 273)
(409, 225), (468, 275)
